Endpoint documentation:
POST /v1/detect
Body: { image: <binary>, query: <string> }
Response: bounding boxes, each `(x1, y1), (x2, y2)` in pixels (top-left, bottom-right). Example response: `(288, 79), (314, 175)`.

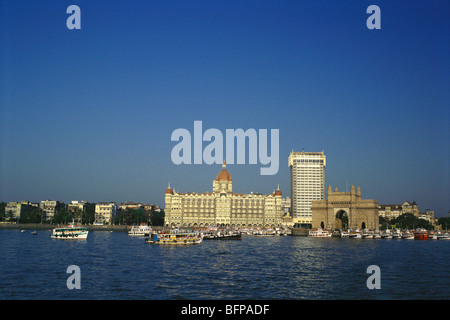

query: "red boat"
(413, 229), (429, 240)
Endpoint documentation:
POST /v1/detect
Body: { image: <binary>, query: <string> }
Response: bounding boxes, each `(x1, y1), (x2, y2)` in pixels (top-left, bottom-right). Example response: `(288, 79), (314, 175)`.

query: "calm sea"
(0, 229), (449, 300)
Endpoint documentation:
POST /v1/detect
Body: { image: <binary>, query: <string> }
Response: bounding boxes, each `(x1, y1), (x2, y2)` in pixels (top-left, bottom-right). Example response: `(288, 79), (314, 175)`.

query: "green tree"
(438, 217), (450, 230)
(391, 213), (433, 230)
(20, 207), (44, 224)
(52, 208), (73, 225)
(0, 202), (6, 221)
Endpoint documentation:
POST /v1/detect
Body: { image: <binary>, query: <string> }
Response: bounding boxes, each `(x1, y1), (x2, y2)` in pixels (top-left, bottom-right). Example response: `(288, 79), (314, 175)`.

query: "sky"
(1, 1), (449, 216)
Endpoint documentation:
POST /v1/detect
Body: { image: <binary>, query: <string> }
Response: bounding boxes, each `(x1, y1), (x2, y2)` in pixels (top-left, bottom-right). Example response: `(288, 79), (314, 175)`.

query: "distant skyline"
(1, 1), (449, 216)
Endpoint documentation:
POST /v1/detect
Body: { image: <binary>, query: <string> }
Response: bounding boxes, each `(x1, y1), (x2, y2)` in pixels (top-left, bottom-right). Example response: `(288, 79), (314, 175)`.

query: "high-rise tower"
(288, 151), (326, 224)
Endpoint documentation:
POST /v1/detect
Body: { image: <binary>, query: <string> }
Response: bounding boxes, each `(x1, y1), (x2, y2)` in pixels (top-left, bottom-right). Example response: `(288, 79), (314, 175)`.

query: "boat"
(308, 228), (332, 237)
(51, 224), (88, 240)
(373, 233), (381, 239)
(437, 232), (450, 240)
(392, 229), (402, 239)
(203, 230), (241, 240)
(31, 231), (37, 235)
(381, 229), (392, 239)
(128, 224), (152, 236)
(413, 228), (429, 240)
(340, 230), (350, 238)
(145, 229), (203, 245)
(253, 229), (277, 236)
(401, 230), (415, 240)
(362, 231), (374, 239)
(349, 229), (362, 238)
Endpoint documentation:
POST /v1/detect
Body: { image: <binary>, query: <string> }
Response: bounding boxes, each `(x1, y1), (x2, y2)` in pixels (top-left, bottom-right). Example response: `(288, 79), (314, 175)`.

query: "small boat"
(401, 231), (415, 240)
(373, 233), (381, 239)
(381, 230), (392, 239)
(128, 224), (152, 236)
(31, 231), (37, 235)
(145, 229), (203, 245)
(308, 228), (332, 237)
(340, 230), (350, 238)
(203, 230), (241, 240)
(349, 229), (362, 238)
(437, 232), (450, 240)
(413, 228), (429, 240)
(362, 231), (374, 239)
(392, 229), (402, 239)
(51, 224), (88, 240)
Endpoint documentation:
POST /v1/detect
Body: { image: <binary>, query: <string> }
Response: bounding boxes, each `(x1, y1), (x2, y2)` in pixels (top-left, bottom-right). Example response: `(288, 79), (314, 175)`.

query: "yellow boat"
(145, 229), (203, 245)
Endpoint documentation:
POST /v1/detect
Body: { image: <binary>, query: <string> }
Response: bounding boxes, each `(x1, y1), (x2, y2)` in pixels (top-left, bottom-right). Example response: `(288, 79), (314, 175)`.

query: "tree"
(20, 207), (44, 224)
(0, 202), (6, 221)
(391, 213), (433, 230)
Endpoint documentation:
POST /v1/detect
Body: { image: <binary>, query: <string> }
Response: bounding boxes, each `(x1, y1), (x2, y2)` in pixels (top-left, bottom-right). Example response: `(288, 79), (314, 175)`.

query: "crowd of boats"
(308, 227), (450, 240)
(128, 224), (292, 245)
(28, 222), (448, 245)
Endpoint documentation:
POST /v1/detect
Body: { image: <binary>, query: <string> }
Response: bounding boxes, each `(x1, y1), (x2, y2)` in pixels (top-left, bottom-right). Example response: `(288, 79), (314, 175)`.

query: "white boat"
(392, 229), (402, 239)
(340, 230), (350, 238)
(373, 233), (381, 239)
(402, 231), (415, 240)
(381, 229), (392, 239)
(51, 225), (88, 240)
(437, 232), (450, 240)
(128, 224), (152, 236)
(308, 228), (332, 237)
(362, 231), (374, 239)
(145, 228), (203, 245)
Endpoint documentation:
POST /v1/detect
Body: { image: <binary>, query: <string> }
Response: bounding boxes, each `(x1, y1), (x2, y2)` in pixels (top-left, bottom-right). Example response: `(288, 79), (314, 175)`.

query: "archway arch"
(336, 210), (349, 229)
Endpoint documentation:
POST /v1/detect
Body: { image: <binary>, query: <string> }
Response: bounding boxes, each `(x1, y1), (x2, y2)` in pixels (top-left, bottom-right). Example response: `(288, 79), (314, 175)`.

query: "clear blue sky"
(1, 1), (448, 216)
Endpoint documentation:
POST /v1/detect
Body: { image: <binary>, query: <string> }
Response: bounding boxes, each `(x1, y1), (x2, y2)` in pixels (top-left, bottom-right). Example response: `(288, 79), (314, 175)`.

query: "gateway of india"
(164, 162), (285, 228)
(311, 184), (380, 230)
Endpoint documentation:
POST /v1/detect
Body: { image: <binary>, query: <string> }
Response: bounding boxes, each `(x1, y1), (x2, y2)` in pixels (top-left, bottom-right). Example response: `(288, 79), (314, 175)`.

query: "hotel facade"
(288, 151), (326, 224)
(164, 163), (285, 228)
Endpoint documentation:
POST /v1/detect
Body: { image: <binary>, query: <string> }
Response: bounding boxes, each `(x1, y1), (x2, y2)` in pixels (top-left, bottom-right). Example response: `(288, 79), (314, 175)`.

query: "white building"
(164, 162), (285, 228)
(40, 200), (65, 220)
(288, 151), (326, 224)
(95, 202), (117, 225)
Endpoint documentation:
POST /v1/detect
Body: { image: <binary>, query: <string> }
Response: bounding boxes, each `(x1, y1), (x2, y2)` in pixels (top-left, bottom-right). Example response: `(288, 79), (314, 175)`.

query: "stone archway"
(335, 210), (349, 229)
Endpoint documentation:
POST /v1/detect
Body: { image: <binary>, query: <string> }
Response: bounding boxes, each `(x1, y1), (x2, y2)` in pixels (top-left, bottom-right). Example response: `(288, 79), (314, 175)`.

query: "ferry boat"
(413, 229), (429, 240)
(51, 224), (88, 240)
(145, 229), (203, 245)
(308, 228), (332, 237)
(128, 224), (152, 236)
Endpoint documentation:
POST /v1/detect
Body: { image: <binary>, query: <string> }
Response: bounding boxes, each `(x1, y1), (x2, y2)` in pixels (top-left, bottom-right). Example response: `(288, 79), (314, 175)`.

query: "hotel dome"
(215, 162), (232, 181)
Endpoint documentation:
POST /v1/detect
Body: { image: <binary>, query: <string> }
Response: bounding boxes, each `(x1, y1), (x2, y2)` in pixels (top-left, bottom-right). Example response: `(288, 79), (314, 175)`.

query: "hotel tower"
(288, 151), (326, 224)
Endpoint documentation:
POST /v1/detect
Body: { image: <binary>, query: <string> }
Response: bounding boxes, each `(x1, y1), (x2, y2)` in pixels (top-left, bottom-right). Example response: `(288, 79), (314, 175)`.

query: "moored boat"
(308, 228), (332, 237)
(203, 230), (241, 240)
(128, 224), (152, 236)
(437, 232), (450, 240)
(401, 230), (415, 240)
(413, 228), (429, 240)
(392, 229), (402, 239)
